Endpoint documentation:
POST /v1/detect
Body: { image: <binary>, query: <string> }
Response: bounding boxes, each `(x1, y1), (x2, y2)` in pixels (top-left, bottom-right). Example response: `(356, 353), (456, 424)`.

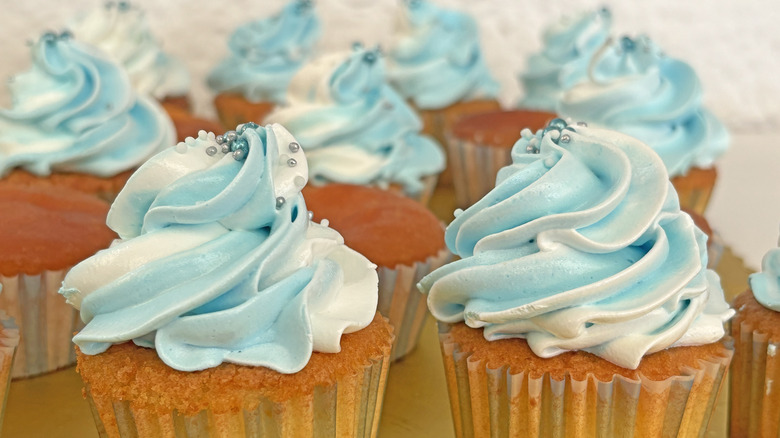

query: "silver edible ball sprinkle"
(205, 146), (218, 156)
(576, 121), (588, 127)
(275, 196), (286, 209)
(289, 142), (300, 153)
(225, 131), (238, 143)
(216, 135), (225, 144)
(307, 211), (314, 220)
(221, 144), (230, 154)
(232, 149), (247, 160)
(559, 134), (571, 144)
(287, 158), (297, 167)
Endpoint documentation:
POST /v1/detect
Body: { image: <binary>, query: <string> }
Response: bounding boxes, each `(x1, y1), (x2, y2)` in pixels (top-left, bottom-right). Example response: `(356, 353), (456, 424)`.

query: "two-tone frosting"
(750, 231), (780, 311)
(557, 36), (729, 177)
(59, 123), (378, 373)
(519, 8), (611, 111)
(419, 120), (733, 370)
(387, 0), (499, 109)
(0, 32), (175, 178)
(68, 1), (190, 100)
(207, 0), (321, 104)
(265, 47), (444, 196)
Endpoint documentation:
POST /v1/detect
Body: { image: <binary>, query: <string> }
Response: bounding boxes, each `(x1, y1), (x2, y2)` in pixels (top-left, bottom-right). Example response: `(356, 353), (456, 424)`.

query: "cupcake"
(557, 36), (729, 215)
(0, 185), (115, 378)
(303, 183), (450, 361)
(68, 1), (191, 110)
(447, 110), (557, 208)
(418, 120), (734, 436)
(207, 0), (320, 129)
(387, 0), (501, 184)
(0, 32), (175, 200)
(518, 8), (612, 111)
(266, 47), (445, 204)
(60, 124), (393, 437)
(731, 233), (780, 437)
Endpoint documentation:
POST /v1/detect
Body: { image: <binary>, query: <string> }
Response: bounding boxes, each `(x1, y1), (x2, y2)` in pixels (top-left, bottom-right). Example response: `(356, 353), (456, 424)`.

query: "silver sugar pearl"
(526, 144), (538, 154)
(221, 144), (231, 154)
(289, 142), (300, 153)
(307, 211), (314, 220)
(225, 131), (238, 143)
(232, 148), (247, 161)
(559, 134), (571, 144)
(216, 135), (225, 144)
(576, 122), (588, 127)
(287, 158), (297, 167)
(276, 196), (286, 209)
(205, 146), (218, 156)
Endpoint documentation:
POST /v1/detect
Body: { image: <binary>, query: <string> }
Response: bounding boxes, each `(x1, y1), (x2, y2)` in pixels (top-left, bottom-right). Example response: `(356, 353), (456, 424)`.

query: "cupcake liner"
(0, 311), (19, 426)
(83, 349), (392, 438)
(730, 320), (780, 437)
(438, 323), (733, 438)
(447, 136), (511, 209)
(670, 168), (717, 215)
(378, 246), (451, 362)
(0, 269), (82, 378)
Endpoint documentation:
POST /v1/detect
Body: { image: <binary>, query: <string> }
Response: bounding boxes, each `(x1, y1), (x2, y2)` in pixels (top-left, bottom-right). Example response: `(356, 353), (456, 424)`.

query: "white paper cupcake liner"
(438, 323), (733, 438)
(730, 320), (780, 437)
(84, 348), (392, 438)
(378, 246), (451, 362)
(0, 269), (82, 378)
(446, 137), (511, 209)
(0, 311), (19, 426)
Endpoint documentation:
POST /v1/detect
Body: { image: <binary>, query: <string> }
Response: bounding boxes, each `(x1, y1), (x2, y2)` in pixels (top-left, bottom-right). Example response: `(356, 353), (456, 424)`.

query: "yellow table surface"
(1, 188), (752, 438)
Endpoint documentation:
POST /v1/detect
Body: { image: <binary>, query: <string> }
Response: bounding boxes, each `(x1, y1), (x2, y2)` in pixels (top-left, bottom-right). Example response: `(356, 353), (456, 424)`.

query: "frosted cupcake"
(61, 124), (392, 437)
(266, 47), (444, 204)
(68, 1), (190, 109)
(419, 120), (734, 436)
(557, 36), (729, 214)
(731, 231), (780, 437)
(0, 31), (175, 200)
(519, 8), (611, 111)
(208, 0), (320, 129)
(387, 0), (501, 159)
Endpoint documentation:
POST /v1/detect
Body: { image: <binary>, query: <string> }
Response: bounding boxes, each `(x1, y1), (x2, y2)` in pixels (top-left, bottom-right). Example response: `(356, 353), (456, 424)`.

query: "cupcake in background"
(419, 120), (734, 436)
(266, 46), (445, 204)
(61, 124), (393, 437)
(731, 230), (780, 437)
(557, 35), (729, 214)
(0, 31), (175, 200)
(0, 307), (18, 423)
(304, 184), (450, 361)
(387, 0), (501, 176)
(0, 185), (115, 378)
(519, 7), (611, 111)
(208, 0), (320, 129)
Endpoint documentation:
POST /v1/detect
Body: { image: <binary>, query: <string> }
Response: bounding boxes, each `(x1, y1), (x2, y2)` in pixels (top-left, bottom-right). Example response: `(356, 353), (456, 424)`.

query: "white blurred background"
(2, 0), (778, 269)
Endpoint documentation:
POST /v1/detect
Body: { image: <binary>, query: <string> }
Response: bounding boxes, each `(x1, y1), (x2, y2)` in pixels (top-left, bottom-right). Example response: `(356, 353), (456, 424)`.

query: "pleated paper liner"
(0, 269), (82, 378)
(438, 323), (734, 438)
(378, 246), (451, 362)
(0, 311), (19, 427)
(670, 167), (717, 216)
(446, 136), (511, 209)
(731, 319), (780, 436)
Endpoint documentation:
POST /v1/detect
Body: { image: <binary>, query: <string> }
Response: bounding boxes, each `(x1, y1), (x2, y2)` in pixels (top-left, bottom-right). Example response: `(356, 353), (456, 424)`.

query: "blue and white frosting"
(387, 0), (500, 109)
(59, 124), (379, 373)
(0, 32), (175, 177)
(207, 0), (321, 104)
(68, 1), (191, 100)
(557, 36), (729, 177)
(266, 47), (445, 196)
(519, 8), (611, 111)
(750, 230), (780, 312)
(419, 120), (733, 369)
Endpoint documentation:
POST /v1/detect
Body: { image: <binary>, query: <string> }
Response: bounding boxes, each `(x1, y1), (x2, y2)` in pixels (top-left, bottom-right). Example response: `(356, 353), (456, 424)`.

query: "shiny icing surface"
(0, 32), (175, 177)
(750, 231), (780, 311)
(68, 1), (190, 100)
(557, 36), (729, 177)
(60, 124), (378, 373)
(207, 0), (320, 104)
(387, 0), (499, 109)
(266, 47), (444, 196)
(419, 120), (733, 369)
(519, 8), (611, 111)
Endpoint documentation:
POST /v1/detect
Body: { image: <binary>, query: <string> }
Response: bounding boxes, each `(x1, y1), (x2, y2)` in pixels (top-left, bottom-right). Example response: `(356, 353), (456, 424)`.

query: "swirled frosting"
(207, 0), (321, 104)
(59, 123), (378, 373)
(557, 36), (729, 177)
(0, 32), (175, 178)
(265, 47), (444, 196)
(519, 8), (611, 111)
(750, 231), (780, 311)
(68, 1), (190, 100)
(419, 120), (733, 369)
(387, 0), (499, 109)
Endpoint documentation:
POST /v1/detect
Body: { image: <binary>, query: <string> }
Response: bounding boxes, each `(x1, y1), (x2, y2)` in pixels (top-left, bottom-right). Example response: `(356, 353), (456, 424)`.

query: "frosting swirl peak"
(419, 120), (733, 369)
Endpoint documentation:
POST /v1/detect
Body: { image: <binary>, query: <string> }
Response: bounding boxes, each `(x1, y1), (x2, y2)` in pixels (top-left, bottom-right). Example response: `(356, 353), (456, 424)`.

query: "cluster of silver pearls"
(214, 122), (261, 161)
